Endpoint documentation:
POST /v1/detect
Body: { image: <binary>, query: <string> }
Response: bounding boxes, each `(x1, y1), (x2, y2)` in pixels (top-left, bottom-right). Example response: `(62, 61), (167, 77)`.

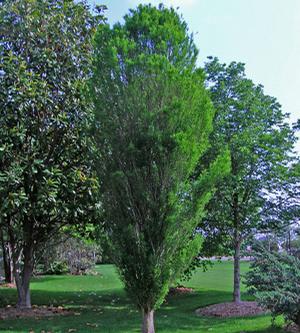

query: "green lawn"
(0, 261), (284, 332)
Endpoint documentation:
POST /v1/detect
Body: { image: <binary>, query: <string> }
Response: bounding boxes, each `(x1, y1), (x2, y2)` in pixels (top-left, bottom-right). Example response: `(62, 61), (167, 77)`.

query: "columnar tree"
(91, 5), (230, 333)
(0, 0), (102, 308)
(199, 57), (298, 303)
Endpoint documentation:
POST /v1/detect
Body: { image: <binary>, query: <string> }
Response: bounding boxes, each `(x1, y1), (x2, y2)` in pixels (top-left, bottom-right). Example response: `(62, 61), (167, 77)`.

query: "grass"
(0, 261), (284, 333)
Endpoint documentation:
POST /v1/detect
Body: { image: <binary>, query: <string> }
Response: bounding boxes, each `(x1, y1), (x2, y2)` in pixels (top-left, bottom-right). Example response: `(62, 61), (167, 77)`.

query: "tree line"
(0, 1), (298, 333)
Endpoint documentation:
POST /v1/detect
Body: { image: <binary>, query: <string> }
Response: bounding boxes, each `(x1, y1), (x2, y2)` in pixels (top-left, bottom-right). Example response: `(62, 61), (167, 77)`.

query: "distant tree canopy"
(0, 0), (103, 308)
(199, 57), (298, 303)
(91, 5), (230, 333)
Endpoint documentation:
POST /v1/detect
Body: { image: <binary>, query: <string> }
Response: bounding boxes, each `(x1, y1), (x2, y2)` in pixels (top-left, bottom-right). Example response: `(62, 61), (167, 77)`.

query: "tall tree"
(0, 0), (102, 308)
(91, 5), (230, 333)
(200, 57), (298, 303)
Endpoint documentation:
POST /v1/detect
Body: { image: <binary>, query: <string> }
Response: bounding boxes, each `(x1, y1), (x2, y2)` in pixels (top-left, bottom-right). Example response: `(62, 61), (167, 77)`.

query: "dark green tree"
(246, 245), (300, 327)
(91, 5), (230, 333)
(199, 57), (298, 303)
(0, 0), (103, 308)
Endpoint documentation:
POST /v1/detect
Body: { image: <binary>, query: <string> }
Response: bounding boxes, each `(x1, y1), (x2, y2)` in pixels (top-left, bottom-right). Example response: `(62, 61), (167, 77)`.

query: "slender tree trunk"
(8, 243), (14, 284)
(2, 244), (11, 282)
(232, 179), (241, 304)
(1, 217), (14, 284)
(1, 231), (14, 283)
(3, 243), (14, 284)
(295, 311), (300, 327)
(287, 230), (291, 254)
(233, 237), (241, 303)
(142, 309), (155, 333)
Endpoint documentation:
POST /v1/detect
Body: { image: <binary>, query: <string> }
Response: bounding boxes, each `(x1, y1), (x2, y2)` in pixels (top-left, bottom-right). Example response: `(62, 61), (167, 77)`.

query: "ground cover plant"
(0, 262), (285, 333)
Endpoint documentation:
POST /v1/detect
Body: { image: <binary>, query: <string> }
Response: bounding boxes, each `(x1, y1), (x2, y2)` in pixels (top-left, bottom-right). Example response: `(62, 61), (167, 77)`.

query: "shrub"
(36, 236), (101, 275)
(44, 261), (69, 275)
(245, 245), (300, 326)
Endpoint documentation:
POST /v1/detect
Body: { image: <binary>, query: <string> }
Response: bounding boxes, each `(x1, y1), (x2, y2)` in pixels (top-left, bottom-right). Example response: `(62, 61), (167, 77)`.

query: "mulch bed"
(168, 286), (194, 296)
(0, 306), (73, 320)
(196, 301), (266, 318)
(0, 283), (16, 289)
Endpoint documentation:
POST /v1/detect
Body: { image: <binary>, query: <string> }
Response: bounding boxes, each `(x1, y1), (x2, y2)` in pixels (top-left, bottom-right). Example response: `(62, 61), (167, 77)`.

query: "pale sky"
(91, 0), (300, 152)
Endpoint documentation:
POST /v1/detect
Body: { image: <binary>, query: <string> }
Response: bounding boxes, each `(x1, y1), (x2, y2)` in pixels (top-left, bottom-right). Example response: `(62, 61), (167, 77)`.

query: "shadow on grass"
(0, 288), (284, 333)
(158, 291), (283, 333)
(31, 275), (67, 283)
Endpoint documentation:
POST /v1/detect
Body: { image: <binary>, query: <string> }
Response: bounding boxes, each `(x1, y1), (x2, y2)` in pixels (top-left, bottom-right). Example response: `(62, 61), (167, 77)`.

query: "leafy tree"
(91, 5), (230, 333)
(246, 246), (300, 327)
(0, 0), (103, 308)
(199, 57), (298, 303)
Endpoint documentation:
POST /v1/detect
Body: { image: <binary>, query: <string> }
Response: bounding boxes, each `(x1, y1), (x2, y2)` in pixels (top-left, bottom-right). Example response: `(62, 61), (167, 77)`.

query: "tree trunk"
(14, 245), (34, 309)
(3, 243), (14, 284)
(233, 238), (241, 303)
(295, 311), (300, 327)
(142, 309), (155, 333)
(232, 182), (241, 304)
(16, 277), (31, 309)
(0, 231), (14, 284)
(8, 244), (14, 284)
(0, 219), (11, 283)
(287, 230), (291, 254)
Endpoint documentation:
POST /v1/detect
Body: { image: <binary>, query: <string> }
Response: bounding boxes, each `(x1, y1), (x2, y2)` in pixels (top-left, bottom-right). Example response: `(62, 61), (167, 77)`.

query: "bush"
(245, 245), (300, 326)
(36, 236), (102, 275)
(61, 238), (100, 275)
(44, 261), (69, 275)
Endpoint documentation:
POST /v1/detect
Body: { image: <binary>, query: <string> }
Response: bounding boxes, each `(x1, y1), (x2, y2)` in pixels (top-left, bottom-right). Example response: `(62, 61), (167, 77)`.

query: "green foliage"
(43, 261), (69, 275)
(0, 0), (103, 306)
(191, 57), (299, 302)
(36, 235), (102, 275)
(91, 4), (230, 317)
(200, 56), (298, 255)
(246, 246), (300, 325)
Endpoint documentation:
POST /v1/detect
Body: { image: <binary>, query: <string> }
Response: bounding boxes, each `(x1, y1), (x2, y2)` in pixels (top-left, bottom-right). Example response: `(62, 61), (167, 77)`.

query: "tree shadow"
(31, 275), (67, 283)
(0, 288), (284, 333)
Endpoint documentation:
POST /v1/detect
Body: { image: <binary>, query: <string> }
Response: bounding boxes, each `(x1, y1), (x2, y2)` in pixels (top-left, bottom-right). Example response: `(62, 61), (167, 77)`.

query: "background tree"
(199, 57), (298, 303)
(246, 245), (300, 327)
(0, 0), (103, 308)
(91, 5), (230, 333)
